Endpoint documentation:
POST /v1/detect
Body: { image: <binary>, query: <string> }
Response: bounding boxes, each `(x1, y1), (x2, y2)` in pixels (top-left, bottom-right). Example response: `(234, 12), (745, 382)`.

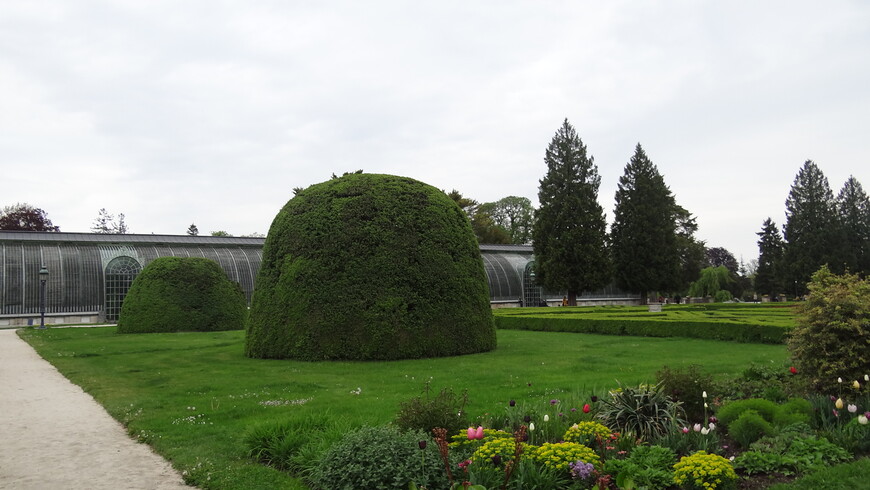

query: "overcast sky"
(2, 1), (868, 263)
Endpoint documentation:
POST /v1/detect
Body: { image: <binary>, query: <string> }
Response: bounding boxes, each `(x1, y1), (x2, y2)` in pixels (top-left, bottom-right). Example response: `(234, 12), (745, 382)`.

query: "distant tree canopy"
(481, 196), (535, 244)
(836, 175), (870, 275)
(533, 119), (610, 305)
(688, 266), (733, 301)
(755, 218), (784, 296)
(447, 190), (511, 244)
(0, 203), (60, 231)
(611, 143), (681, 303)
(186, 223), (199, 236)
(705, 247), (738, 274)
(91, 208), (129, 234)
(210, 230), (232, 237)
(783, 161), (844, 295)
(246, 173), (495, 361)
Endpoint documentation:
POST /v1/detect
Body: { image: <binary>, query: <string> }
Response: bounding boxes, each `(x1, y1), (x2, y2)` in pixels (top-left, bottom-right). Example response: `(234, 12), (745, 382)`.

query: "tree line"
(755, 161), (869, 297)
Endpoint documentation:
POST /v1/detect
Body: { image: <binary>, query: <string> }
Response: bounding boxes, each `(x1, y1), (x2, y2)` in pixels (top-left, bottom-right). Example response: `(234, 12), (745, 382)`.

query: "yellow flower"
(835, 398), (844, 409)
(853, 380), (861, 389)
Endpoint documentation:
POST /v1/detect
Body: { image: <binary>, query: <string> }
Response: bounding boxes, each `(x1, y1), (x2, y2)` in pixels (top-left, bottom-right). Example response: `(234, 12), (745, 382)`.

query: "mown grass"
(20, 327), (787, 489)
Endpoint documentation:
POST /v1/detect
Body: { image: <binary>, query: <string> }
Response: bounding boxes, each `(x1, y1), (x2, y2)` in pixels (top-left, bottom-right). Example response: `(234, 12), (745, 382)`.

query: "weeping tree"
(687, 266), (733, 302)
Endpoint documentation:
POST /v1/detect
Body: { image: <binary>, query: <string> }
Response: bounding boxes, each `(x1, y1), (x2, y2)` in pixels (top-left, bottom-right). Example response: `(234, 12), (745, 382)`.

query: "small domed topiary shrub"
(245, 173), (496, 360)
(117, 257), (246, 333)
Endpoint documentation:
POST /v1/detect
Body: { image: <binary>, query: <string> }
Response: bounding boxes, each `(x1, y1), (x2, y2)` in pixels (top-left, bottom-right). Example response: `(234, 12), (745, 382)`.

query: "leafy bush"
(672, 451), (737, 490)
(528, 442), (601, 471)
(562, 421), (611, 447)
(246, 173), (496, 360)
(773, 398), (813, 427)
(729, 410), (775, 448)
(787, 266), (870, 393)
(312, 425), (448, 490)
(604, 445), (676, 489)
(395, 383), (469, 435)
(598, 382), (686, 442)
(717, 398), (779, 427)
(735, 434), (852, 476)
(656, 364), (714, 423)
(117, 257), (246, 333)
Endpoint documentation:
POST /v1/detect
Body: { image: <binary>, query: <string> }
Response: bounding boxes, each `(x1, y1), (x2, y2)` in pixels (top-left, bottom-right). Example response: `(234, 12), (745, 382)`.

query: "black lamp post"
(38, 266), (48, 329)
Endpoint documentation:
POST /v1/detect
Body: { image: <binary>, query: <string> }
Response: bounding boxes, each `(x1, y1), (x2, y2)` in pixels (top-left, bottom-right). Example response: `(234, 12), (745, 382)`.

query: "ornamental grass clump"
(598, 382), (686, 442)
(672, 451), (737, 490)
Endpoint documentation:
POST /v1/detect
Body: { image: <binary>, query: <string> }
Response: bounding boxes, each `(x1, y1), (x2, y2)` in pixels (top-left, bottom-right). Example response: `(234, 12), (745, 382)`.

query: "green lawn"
(20, 327), (788, 489)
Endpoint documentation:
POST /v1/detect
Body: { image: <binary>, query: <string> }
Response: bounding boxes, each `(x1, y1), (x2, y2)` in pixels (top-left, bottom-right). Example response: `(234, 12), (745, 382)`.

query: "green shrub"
(312, 425), (448, 490)
(598, 382), (685, 442)
(656, 364), (714, 423)
(773, 398), (813, 427)
(117, 257), (246, 333)
(717, 398), (779, 427)
(605, 445), (676, 489)
(729, 410), (774, 448)
(787, 266), (870, 393)
(395, 383), (469, 435)
(246, 173), (496, 360)
(672, 451), (737, 490)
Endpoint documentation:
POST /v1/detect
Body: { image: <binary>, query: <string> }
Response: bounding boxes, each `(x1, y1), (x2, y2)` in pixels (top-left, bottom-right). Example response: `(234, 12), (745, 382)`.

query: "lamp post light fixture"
(38, 266), (48, 329)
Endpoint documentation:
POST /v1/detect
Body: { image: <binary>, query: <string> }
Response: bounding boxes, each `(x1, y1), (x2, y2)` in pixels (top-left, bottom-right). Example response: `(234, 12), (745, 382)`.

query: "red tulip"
(789, 366), (797, 374)
(582, 404), (591, 413)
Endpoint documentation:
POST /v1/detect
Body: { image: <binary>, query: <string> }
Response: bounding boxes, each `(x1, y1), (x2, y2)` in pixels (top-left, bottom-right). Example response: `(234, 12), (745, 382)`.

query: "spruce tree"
(782, 160), (842, 295)
(610, 143), (680, 303)
(532, 119), (610, 305)
(836, 176), (870, 275)
(755, 218), (784, 297)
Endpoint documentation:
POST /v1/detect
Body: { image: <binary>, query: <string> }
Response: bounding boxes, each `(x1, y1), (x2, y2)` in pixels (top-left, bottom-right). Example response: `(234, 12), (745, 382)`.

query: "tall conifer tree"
(836, 176), (870, 275)
(611, 144), (680, 303)
(532, 119), (610, 305)
(782, 160), (842, 294)
(755, 218), (784, 297)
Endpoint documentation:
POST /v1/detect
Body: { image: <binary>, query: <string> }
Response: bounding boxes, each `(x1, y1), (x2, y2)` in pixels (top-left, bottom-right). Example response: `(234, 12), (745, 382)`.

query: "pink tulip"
(681, 426), (689, 434)
(475, 426), (484, 440)
(467, 427), (476, 440)
(693, 423), (701, 432)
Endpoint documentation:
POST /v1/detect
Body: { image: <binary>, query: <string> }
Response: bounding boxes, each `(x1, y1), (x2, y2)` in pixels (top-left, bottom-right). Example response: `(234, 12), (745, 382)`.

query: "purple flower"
(523, 415), (531, 423)
(509, 400), (516, 407)
(418, 440), (427, 450)
(590, 396), (599, 403)
(558, 412), (564, 417)
(491, 455), (502, 466)
(570, 460), (595, 480)
(709, 416), (718, 424)
(571, 407), (577, 412)
(550, 399), (559, 405)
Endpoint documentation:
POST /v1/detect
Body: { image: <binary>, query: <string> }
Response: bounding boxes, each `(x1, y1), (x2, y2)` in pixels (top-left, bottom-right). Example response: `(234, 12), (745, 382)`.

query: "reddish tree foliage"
(0, 203), (60, 231)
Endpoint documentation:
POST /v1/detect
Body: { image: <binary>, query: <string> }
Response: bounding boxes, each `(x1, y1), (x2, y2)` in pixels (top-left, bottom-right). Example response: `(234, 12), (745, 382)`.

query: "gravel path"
(0, 329), (191, 489)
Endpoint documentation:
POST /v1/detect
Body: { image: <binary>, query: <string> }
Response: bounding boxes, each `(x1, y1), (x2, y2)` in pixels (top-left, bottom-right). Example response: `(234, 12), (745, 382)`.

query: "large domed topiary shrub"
(117, 257), (247, 333)
(245, 173), (495, 360)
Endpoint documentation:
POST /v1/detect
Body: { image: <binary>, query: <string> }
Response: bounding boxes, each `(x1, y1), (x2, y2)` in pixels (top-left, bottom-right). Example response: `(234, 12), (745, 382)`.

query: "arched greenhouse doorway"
(104, 256), (141, 322)
(523, 261), (542, 307)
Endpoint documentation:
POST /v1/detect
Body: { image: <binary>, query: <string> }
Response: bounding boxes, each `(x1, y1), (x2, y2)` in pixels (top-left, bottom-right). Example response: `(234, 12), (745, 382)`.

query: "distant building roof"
(0, 231), (265, 247)
(479, 243), (532, 253)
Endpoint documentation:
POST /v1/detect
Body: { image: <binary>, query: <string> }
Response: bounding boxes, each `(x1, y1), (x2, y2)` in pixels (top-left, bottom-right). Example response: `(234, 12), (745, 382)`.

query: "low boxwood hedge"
(494, 315), (787, 344)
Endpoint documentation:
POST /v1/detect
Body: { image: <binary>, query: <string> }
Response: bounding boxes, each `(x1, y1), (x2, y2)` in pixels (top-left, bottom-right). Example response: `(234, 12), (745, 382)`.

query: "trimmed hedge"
(117, 257), (246, 333)
(245, 173), (496, 360)
(493, 315), (787, 344)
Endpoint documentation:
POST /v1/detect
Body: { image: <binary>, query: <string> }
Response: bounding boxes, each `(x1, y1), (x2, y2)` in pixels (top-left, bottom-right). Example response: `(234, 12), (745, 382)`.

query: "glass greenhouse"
(0, 232), (637, 326)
